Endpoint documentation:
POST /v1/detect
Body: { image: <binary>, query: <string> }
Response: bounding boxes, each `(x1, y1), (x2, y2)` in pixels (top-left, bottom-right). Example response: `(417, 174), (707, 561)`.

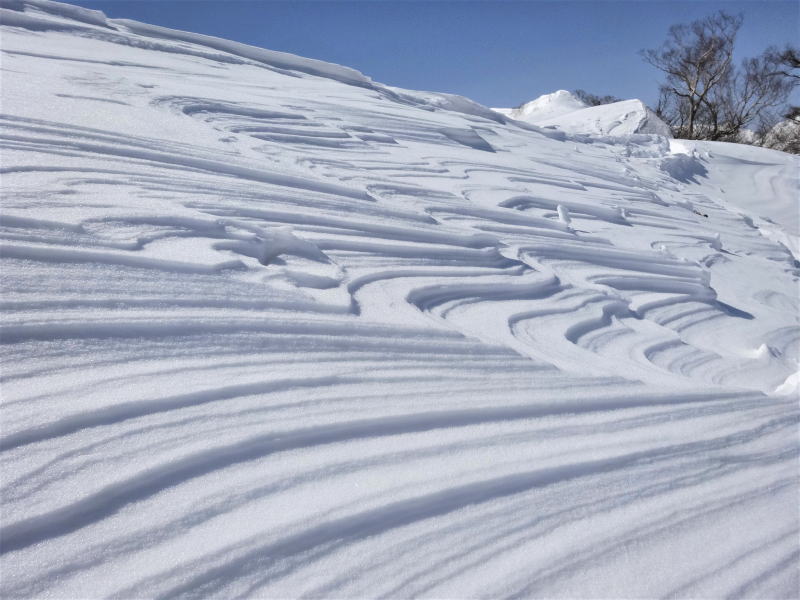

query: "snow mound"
(538, 99), (673, 137)
(495, 93), (672, 138)
(493, 89), (587, 122)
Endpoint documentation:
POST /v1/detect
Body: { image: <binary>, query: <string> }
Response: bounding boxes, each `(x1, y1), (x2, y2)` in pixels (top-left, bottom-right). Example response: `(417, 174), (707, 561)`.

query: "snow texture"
(1, 2), (799, 598)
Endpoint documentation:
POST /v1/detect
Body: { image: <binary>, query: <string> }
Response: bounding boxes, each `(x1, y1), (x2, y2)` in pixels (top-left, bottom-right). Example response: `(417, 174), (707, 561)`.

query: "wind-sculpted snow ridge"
(536, 99), (674, 137)
(494, 91), (672, 137)
(1, 1), (799, 598)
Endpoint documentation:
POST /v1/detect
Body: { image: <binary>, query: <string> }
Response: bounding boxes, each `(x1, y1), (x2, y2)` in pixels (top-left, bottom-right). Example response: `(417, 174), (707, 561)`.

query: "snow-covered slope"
(669, 139), (800, 258)
(495, 92), (672, 137)
(1, 2), (799, 598)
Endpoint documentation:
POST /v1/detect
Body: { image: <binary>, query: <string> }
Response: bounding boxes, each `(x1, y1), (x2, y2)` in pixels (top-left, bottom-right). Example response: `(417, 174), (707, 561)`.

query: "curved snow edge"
(1, 0), (376, 89)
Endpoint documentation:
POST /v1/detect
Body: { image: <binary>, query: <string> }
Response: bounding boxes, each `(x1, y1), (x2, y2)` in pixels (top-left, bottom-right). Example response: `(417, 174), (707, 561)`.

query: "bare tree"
(572, 89), (622, 107)
(644, 15), (798, 148)
(740, 48), (797, 148)
(765, 45), (800, 149)
(765, 45), (800, 80)
(655, 84), (689, 132)
(743, 47), (800, 152)
(703, 50), (797, 141)
(641, 11), (741, 139)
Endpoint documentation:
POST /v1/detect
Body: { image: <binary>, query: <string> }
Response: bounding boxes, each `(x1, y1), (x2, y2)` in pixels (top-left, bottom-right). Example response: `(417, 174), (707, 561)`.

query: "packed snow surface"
(1, 2), (799, 598)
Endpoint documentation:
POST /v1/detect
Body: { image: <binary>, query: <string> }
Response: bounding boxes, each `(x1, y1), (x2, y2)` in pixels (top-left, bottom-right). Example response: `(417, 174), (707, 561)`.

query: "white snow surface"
(495, 91), (672, 138)
(1, 2), (799, 598)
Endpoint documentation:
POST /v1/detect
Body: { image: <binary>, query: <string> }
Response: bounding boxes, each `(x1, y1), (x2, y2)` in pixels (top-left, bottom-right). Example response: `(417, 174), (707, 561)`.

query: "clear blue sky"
(71, 0), (798, 108)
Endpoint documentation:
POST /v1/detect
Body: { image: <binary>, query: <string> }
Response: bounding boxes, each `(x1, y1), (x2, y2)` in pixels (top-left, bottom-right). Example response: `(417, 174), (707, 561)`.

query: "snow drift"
(1, 1), (798, 598)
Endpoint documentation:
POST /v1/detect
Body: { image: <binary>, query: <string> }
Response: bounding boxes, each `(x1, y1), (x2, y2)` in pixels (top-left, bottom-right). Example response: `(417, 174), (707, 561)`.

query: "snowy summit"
(1, 1), (798, 598)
